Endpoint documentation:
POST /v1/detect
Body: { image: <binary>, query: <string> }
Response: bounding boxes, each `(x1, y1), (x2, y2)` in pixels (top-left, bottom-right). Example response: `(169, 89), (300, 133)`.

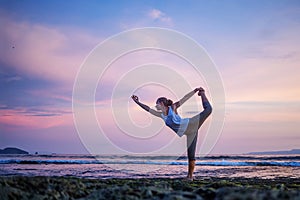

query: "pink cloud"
(27, 89), (73, 103)
(0, 15), (101, 85)
(0, 108), (73, 130)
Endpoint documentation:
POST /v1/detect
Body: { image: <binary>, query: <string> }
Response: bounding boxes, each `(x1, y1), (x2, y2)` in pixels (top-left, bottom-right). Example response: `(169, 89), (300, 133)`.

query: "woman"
(131, 87), (212, 180)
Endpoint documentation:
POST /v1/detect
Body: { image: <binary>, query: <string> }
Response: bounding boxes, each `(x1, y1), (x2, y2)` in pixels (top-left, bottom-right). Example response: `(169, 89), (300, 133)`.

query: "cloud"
(0, 14), (101, 85)
(0, 106), (73, 129)
(148, 9), (173, 25)
(1, 106), (71, 117)
(5, 75), (22, 82)
(120, 8), (174, 30)
(0, 73), (22, 82)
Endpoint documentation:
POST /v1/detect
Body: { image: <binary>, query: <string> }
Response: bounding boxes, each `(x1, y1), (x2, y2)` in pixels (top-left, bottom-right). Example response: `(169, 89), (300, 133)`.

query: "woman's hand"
(197, 87), (205, 96)
(131, 95), (139, 103)
(131, 95), (154, 114)
(194, 87), (205, 96)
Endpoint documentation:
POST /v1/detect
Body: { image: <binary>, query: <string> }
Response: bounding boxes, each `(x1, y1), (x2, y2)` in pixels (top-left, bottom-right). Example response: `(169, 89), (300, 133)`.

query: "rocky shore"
(0, 176), (299, 199)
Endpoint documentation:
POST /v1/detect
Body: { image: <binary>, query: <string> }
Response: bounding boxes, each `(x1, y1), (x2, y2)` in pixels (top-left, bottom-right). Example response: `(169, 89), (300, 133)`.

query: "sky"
(0, 0), (299, 155)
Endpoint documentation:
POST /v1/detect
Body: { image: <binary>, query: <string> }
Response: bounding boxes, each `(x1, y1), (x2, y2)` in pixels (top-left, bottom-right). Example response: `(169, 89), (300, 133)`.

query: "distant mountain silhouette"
(0, 147), (29, 154)
(248, 149), (300, 155)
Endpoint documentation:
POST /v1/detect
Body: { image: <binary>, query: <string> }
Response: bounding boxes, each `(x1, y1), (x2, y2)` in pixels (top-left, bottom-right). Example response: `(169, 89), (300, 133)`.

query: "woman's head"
(155, 97), (173, 110)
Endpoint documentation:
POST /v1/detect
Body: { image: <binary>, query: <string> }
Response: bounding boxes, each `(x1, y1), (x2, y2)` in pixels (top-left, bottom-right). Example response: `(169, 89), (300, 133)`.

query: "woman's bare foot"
(185, 176), (194, 181)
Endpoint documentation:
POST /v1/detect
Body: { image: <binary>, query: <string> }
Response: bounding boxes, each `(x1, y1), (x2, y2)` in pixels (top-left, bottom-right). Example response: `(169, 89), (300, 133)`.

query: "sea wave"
(177, 155), (300, 161)
(0, 159), (299, 167)
(0, 159), (101, 165)
(1, 154), (300, 160)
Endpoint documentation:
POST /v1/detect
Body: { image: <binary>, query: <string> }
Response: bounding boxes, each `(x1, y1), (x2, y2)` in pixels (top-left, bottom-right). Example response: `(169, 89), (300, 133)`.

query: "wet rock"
(155, 191), (203, 200)
(194, 187), (216, 200)
(1, 176), (300, 200)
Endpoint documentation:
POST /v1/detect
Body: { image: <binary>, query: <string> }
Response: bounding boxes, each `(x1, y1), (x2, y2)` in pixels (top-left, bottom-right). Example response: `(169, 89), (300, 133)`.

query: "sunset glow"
(1, 0), (299, 154)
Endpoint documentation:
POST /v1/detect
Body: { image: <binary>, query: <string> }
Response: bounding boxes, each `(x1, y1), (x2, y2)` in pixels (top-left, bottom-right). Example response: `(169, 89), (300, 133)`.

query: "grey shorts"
(184, 102), (212, 161)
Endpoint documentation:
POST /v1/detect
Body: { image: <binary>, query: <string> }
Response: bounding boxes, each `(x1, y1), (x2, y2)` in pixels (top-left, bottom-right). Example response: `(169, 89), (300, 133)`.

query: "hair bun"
(167, 99), (173, 106)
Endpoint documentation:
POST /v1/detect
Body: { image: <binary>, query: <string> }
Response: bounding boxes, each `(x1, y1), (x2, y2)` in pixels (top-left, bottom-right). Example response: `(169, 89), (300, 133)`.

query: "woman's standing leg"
(186, 90), (212, 180)
(187, 132), (197, 180)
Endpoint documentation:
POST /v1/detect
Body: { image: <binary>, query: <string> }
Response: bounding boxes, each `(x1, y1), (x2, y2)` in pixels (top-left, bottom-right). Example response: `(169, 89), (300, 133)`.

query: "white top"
(161, 106), (189, 137)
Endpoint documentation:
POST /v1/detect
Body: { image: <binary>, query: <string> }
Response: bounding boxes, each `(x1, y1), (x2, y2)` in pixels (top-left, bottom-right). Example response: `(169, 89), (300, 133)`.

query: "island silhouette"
(0, 147), (28, 154)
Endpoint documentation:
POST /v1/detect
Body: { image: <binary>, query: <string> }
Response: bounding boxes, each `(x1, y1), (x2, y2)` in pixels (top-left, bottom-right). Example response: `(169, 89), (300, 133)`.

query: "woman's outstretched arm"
(174, 88), (198, 108)
(131, 95), (162, 117)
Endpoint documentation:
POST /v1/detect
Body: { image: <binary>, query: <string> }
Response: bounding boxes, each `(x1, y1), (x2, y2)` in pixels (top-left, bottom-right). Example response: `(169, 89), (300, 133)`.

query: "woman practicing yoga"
(131, 87), (212, 180)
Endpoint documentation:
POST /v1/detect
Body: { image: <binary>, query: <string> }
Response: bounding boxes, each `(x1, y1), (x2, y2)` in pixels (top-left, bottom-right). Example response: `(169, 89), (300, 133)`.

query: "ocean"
(0, 154), (299, 179)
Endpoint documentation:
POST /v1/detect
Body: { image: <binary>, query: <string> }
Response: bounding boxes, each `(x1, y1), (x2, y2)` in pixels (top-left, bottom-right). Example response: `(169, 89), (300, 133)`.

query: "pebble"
(0, 176), (299, 200)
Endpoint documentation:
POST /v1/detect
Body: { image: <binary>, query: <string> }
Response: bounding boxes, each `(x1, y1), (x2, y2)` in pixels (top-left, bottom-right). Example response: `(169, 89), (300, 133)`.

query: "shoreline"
(1, 176), (300, 199)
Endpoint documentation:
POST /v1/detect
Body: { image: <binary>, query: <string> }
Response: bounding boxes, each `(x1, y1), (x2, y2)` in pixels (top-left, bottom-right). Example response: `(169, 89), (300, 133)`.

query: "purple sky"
(1, 0), (300, 154)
